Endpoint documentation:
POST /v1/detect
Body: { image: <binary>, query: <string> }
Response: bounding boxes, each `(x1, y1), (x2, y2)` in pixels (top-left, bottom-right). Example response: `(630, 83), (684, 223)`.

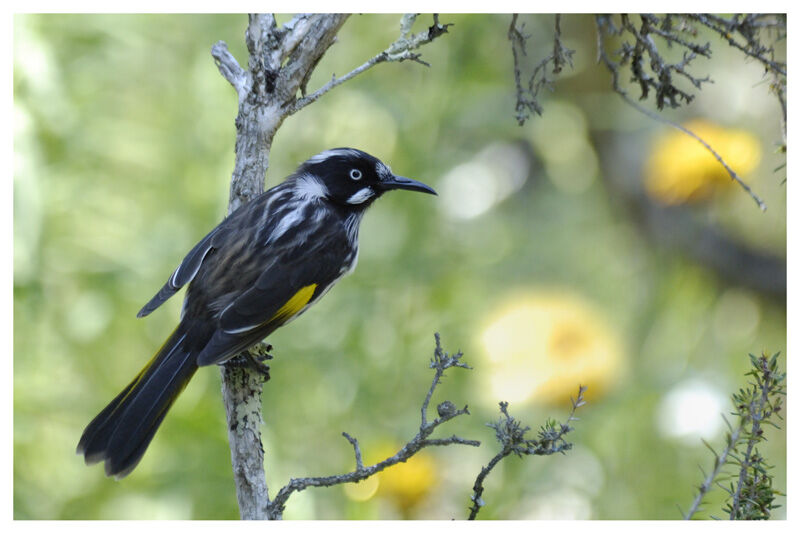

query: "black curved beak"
(381, 175), (437, 195)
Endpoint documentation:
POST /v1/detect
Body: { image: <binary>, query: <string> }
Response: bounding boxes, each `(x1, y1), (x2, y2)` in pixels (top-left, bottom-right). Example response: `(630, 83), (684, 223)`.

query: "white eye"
(349, 169), (362, 181)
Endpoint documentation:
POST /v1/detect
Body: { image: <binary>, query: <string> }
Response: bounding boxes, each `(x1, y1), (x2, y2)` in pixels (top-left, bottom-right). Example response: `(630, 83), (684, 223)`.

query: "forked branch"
(267, 333), (479, 519)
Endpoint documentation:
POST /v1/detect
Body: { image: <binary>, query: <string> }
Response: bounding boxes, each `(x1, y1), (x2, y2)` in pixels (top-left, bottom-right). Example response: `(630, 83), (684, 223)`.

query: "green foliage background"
(14, 14), (786, 519)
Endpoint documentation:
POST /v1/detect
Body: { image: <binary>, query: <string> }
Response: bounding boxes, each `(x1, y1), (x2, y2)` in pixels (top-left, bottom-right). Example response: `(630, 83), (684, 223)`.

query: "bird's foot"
(227, 343), (274, 381)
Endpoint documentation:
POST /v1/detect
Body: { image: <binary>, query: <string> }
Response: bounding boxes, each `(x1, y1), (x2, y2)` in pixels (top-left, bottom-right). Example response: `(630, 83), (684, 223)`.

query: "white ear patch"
(295, 174), (328, 200)
(347, 187), (375, 204)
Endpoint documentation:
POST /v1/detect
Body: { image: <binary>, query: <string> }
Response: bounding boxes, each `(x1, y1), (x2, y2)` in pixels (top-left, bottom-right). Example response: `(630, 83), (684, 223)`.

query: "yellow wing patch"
(272, 284), (318, 323)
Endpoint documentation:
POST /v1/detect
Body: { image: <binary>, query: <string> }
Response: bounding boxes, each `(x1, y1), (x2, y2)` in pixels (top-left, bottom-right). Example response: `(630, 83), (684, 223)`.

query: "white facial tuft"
(376, 162), (393, 182)
(346, 187), (375, 205)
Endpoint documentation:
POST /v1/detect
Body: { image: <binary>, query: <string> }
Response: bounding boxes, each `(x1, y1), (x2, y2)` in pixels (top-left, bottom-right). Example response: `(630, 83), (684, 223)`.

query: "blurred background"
(14, 14), (786, 519)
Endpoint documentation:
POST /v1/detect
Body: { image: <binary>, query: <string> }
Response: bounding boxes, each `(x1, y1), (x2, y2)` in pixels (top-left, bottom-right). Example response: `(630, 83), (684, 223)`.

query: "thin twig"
(211, 41), (248, 101)
(342, 432), (364, 471)
(683, 14), (787, 148)
(508, 13), (574, 125)
(266, 333), (478, 519)
(467, 449), (507, 520)
(684, 353), (785, 519)
(467, 386), (587, 520)
(289, 14), (452, 116)
(686, 14), (786, 76)
(729, 356), (775, 519)
(636, 99), (766, 212)
(684, 421), (743, 519)
(615, 14), (709, 109)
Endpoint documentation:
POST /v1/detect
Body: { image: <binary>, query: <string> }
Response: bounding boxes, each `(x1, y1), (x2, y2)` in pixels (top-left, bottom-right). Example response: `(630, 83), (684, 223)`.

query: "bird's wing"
(195, 227), (350, 366)
(135, 185), (286, 319)
(137, 225), (226, 318)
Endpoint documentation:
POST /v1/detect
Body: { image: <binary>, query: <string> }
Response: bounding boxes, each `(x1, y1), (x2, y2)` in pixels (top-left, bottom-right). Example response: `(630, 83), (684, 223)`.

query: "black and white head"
(293, 148), (436, 208)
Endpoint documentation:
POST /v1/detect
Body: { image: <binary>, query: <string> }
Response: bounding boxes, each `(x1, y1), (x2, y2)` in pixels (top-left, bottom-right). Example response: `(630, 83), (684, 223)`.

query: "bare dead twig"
(289, 13), (453, 115)
(685, 14), (787, 148)
(686, 14), (786, 76)
(508, 13), (574, 125)
(267, 333), (479, 519)
(614, 13), (712, 110)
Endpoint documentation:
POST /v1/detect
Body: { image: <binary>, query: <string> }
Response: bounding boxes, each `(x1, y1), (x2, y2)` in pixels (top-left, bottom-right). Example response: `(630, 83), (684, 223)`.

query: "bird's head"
(293, 148), (436, 208)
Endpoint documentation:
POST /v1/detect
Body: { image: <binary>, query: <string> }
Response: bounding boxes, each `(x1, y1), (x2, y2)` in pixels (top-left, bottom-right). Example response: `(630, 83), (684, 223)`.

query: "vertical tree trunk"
(212, 14), (349, 519)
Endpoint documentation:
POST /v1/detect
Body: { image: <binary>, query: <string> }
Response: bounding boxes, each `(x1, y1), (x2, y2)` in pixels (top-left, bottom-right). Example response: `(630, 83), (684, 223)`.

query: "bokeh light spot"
(657, 379), (726, 443)
(65, 291), (112, 342)
(440, 142), (529, 220)
(519, 489), (593, 520)
(713, 288), (760, 342)
(529, 100), (598, 194)
(344, 474), (380, 502)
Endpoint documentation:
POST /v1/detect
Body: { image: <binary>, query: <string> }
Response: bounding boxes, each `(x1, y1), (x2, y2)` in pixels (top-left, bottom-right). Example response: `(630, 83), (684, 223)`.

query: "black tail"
(77, 321), (201, 478)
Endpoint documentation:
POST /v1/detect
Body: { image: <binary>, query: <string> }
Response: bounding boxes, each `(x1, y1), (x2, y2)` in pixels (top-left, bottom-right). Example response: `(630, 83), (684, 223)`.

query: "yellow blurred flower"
(644, 119), (762, 205)
(368, 443), (437, 515)
(481, 290), (625, 405)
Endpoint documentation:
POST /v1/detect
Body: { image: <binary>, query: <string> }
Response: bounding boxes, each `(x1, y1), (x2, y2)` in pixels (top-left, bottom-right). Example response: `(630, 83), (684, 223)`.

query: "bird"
(77, 148), (436, 478)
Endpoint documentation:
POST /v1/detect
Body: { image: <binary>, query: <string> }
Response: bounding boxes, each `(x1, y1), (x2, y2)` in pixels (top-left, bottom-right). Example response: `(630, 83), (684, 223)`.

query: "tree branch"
(266, 333), (479, 519)
(684, 13), (787, 148)
(219, 349), (271, 520)
(219, 14), (350, 215)
(684, 421), (743, 519)
(211, 41), (247, 100)
(288, 13), (452, 116)
(684, 353), (785, 519)
(728, 354), (784, 519)
(467, 385), (587, 520)
(508, 13), (574, 125)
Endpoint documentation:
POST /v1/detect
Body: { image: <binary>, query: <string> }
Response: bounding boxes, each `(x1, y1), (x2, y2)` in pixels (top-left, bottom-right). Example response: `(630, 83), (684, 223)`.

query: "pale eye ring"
(349, 169), (362, 181)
